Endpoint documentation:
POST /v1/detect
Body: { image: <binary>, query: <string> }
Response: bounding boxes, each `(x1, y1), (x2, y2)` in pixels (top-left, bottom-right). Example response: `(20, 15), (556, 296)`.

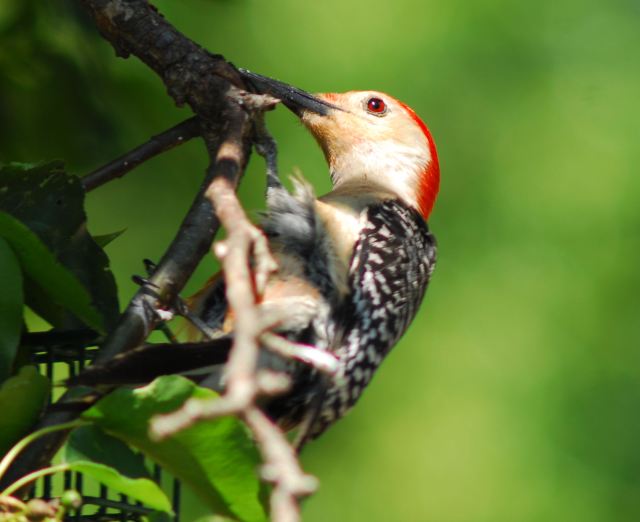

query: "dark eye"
(366, 97), (387, 115)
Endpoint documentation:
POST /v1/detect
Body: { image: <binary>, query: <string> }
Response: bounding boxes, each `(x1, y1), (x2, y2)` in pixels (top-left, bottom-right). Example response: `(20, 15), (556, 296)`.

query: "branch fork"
(150, 141), (330, 520)
(4, 1), (327, 520)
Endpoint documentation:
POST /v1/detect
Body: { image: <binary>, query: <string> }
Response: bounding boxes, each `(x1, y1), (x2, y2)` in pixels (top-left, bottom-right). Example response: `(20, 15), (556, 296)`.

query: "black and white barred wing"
(284, 200), (437, 442)
(341, 200), (437, 391)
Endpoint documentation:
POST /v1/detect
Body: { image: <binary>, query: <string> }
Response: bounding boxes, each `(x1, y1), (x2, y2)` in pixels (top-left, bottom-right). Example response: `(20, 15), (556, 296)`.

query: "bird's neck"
(328, 141), (431, 218)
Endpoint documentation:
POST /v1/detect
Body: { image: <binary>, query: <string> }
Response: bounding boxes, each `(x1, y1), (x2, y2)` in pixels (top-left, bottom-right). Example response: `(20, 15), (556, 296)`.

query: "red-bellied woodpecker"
(76, 71), (440, 446)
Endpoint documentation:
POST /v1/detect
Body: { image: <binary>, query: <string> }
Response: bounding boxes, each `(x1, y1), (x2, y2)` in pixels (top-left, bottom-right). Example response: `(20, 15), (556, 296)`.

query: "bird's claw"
(252, 111), (281, 193)
(131, 274), (159, 290)
(143, 258), (158, 276)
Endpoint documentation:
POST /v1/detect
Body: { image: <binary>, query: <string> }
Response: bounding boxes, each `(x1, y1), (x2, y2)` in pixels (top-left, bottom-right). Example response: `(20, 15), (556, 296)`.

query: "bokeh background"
(3, 0), (640, 520)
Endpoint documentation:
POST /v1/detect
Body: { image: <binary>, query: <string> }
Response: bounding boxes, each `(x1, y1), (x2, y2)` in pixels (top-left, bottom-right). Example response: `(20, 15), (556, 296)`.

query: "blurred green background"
(2, 0), (640, 520)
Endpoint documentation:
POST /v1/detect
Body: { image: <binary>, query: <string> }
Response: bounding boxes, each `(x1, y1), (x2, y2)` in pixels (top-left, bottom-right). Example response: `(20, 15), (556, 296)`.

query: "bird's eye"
(366, 97), (387, 115)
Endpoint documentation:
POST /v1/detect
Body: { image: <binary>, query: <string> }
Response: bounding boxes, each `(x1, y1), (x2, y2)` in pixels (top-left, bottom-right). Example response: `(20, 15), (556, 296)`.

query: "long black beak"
(238, 68), (339, 116)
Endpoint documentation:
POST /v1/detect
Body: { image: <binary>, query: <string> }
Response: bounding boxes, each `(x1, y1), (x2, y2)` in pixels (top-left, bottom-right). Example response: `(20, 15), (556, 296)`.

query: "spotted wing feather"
(307, 199), (437, 439)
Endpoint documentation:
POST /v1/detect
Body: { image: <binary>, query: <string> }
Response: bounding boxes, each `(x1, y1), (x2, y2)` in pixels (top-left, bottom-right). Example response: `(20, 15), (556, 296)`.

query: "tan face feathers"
(300, 91), (439, 219)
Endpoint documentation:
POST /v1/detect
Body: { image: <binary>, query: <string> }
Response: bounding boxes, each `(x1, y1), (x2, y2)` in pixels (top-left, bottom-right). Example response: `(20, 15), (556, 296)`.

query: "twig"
(205, 145), (277, 408)
(150, 102), (320, 520)
(1, 465), (70, 498)
(0, 495), (26, 513)
(7, 4), (322, 521)
(0, 0), (253, 491)
(260, 332), (338, 377)
(0, 421), (86, 482)
(82, 117), (201, 192)
(95, 105), (252, 363)
(244, 407), (317, 522)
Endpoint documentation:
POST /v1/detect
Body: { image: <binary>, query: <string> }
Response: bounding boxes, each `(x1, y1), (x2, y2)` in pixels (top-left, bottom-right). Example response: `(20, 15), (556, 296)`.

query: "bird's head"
(240, 70), (440, 220)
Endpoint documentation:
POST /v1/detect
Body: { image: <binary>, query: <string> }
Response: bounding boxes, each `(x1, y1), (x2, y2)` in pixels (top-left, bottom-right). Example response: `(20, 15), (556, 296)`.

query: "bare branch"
(96, 102), (252, 364)
(7, 4), (324, 521)
(149, 131), (323, 520)
(1, 0), (254, 491)
(204, 162), (277, 409)
(260, 333), (339, 377)
(244, 407), (317, 522)
(82, 117), (201, 192)
(78, 0), (244, 113)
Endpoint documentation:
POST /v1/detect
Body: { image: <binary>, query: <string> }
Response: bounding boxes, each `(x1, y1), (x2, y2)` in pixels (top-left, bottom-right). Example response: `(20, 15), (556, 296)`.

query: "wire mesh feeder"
(28, 333), (183, 522)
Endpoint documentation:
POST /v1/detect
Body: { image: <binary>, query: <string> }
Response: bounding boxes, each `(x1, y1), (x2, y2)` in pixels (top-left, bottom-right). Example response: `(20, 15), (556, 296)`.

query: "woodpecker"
(76, 71), (440, 446)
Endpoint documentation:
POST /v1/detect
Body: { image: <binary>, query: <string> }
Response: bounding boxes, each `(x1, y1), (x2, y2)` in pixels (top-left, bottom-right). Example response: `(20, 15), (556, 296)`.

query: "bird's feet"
(253, 111), (282, 194)
(132, 259), (222, 342)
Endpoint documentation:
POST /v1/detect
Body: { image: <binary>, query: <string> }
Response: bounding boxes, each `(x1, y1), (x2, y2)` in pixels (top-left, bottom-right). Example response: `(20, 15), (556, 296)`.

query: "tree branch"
(82, 116), (201, 192)
(8, 3), (326, 521)
(95, 102), (252, 365)
(78, 0), (244, 112)
(2, 0), (254, 490)
(150, 157), (318, 522)
(76, 0), (256, 363)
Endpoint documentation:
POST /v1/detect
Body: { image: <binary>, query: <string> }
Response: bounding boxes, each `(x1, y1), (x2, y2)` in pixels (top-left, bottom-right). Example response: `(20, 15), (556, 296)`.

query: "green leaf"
(65, 425), (172, 513)
(66, 425), (152, 479)
(0, 212), (104, 332)
(0, 162), (119, 331)
(0, 366), (49, 455)
(82, 376), (268, 522)
(0, 238), (23, 382)
(142, 512), (174, 522)
(65, 460), (172, 513)
(93, 229), (126, 248)
(194, 515), (240, 522)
